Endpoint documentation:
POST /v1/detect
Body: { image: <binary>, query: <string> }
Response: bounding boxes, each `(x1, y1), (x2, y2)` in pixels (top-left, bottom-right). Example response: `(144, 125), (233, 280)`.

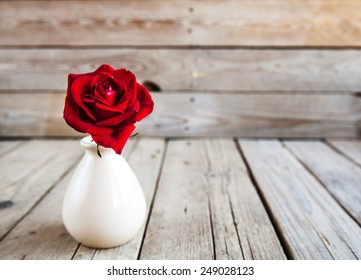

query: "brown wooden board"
(1, 0), (360, 46)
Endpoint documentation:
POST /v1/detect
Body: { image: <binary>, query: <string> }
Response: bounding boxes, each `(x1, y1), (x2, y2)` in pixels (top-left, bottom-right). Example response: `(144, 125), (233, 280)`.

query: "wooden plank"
(139, 140), (213, 259)
(327, 140), (361, 167)
(0, 140), (83, 240)
(0, 170), (79, 259)
(202, 140), (285, 259)
(0, 140), (24, 157)
(1, 1), (360, 46)
(140, 139), (285, 259)
(74, 138), (165, 260)
(239, 140), (361, 260)
(285, 141), (361, 225)
(1, 49), (361, 91)
(1, 93), (360, 138)
(0, 139), (138, 259)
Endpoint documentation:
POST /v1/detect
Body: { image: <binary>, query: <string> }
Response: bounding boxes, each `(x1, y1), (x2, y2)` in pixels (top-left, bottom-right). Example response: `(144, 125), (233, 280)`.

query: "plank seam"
(234, 139), (294, 260)
(125, 138), (140, 161)
(282, 140), (361, 227)
(207, 195), (216, 260)
(309, 223), (335, 260)
(1, 46), (361, 50)
(0, 140), (28, 158)
(137, 139), (168, 260)
(325, 140), (361, 168)
(0, 154), (82, 242)
(71, 243), (82, 260)
(226, 191), (245, 259)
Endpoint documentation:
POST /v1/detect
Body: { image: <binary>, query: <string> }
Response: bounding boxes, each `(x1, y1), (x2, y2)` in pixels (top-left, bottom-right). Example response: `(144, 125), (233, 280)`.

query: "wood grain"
(202, 140), (285, 259)
(0, 169), (79, 259)
(139, 140), (214, 259)
(0, 139), (138, 259)
(0, 140), (83, 240)
(239, 140), (361, 260)
(74, 138), (165, 260)
(327, 140), (361, 167)
(1, 92), (360, 138)
(1, 0), (360, 46)
(0, 141), (24, 157)
(1, 49), (361, 91)
(285, 141), (361, 225)
(140, 139), (285, 259)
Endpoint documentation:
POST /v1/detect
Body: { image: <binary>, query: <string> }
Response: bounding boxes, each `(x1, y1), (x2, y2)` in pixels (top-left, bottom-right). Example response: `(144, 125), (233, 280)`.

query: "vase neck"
(80, 136), (118, 158)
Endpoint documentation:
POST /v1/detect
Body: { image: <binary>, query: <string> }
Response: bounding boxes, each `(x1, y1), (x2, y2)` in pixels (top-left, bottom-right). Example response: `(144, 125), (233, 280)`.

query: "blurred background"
(0, 0), (360, 139)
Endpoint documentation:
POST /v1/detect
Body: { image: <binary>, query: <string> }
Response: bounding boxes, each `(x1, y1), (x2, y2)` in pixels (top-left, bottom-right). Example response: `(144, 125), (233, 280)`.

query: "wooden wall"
(0, 0), (360, 138)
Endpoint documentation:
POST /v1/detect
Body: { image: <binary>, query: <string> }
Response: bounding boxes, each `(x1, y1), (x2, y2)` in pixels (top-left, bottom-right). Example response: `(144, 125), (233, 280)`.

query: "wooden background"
(0, 0), (361, 138)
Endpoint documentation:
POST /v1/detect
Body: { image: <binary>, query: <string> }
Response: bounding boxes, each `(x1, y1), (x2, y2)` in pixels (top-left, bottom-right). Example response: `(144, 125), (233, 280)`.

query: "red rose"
(63, 64), (154, 154)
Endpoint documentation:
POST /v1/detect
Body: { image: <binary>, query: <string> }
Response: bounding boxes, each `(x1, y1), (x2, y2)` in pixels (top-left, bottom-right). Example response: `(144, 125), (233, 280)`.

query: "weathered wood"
(74, 138), (165, 260)
(1, 92), (360, 138)
(140, 139), (285, 259)
(285, 141), (361, 225)
(0, 140), (83, 240)
(1, 49), (361, 91)
(239, 140), (361, 260)
(0, 139), (137, 259)
(203, 140), (285, 259)
(1, 0), (360, 46)
(140, 140), (213, 259)
(327, 140), (361, 167)
(0, 170), (78, 259)
(0, 141), (24, 157)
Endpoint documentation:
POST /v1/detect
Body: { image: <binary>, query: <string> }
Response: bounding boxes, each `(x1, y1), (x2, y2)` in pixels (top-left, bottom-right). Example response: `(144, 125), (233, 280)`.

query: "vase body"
(62, 136), (146, 248)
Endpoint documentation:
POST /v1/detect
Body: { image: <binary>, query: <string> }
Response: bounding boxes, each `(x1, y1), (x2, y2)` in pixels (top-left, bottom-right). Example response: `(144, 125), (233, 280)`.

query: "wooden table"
(0, 138), (360, 260)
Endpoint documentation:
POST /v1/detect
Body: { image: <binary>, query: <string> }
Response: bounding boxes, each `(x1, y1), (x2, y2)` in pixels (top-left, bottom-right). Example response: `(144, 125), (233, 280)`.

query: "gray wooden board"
(327, 140), (361, 167)
(74, 138), (165, 260)
(140, 139), (285, 259)
(1, 93), (360, 138)
(1, 49), (361, 91)
(285, 141), (361, 225)
(239, 140), (361, 260)
(0, 139), (138, 259)
(0, 140), (83, 240)
(0, 169), (79, 259)
(0, 141), (24, 157)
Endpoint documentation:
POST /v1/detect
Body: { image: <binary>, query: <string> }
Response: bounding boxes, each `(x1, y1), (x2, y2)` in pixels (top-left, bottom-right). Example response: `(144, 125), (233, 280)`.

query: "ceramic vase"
(62, 136), (146, 248)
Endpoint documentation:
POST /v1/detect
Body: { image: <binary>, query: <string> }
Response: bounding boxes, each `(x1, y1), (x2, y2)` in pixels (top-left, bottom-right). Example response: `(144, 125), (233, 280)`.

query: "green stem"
(96, 144), (102, 158)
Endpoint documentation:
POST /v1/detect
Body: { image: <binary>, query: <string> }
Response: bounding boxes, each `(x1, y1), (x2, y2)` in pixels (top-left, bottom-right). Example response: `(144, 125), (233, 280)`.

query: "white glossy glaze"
(62, 136), (146, 248)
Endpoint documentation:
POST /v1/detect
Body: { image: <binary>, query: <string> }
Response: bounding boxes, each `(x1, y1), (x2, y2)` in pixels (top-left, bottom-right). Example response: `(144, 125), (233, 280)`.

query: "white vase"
(62, 136), (146, 249)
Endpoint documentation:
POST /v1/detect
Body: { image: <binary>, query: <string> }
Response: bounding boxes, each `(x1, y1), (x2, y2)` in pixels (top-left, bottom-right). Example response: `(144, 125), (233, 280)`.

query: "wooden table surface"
(0, 138), (360, 260)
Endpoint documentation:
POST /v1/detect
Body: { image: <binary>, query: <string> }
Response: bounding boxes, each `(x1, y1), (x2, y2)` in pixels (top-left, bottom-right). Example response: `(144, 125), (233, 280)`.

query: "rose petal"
(94, 64), (115, 74)
(63, 94), (113, 135)
(92, 124), (135, 154)
(94, 102), (124, 113)
(91, 102), (119, 121)
(92, 74), (129, 109)
(95, 108), (136, 127)
(111, 79), (131, 111)
(91, 71), (114, 93)
(135, 83), (154, 121)
(113, 69), (135, 84)
(69, 76), (97, 121)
